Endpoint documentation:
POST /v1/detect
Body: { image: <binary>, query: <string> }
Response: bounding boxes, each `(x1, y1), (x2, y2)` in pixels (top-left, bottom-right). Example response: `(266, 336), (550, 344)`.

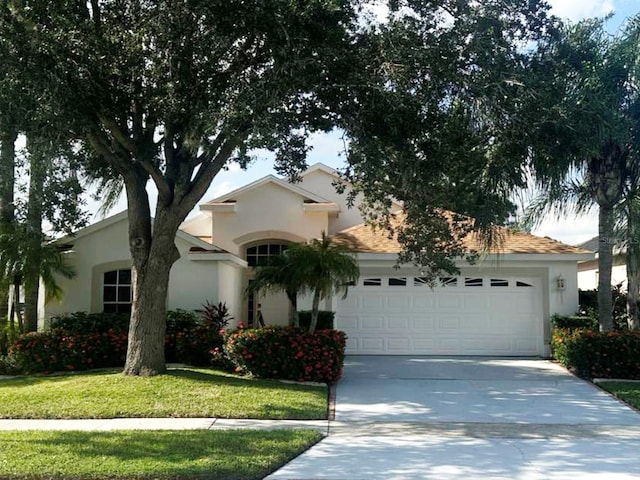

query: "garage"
(334, 274), (543, 356)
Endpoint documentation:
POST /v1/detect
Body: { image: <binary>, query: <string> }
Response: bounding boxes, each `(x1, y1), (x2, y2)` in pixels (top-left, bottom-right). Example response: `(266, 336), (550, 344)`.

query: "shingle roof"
(330, 214), (591, 255)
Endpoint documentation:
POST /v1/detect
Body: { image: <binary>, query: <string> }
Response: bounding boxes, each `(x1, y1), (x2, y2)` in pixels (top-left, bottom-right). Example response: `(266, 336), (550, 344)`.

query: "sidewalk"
(0, 418), (329, 433)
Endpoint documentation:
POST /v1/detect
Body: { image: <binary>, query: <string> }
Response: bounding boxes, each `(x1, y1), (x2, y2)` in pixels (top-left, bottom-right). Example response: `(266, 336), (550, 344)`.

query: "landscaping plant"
(224, 326), (347, 384)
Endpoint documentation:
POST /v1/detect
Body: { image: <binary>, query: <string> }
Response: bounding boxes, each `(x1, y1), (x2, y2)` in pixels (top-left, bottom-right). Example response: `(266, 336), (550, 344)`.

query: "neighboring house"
(46, 163), (592, 357)
(576, 236), (627, 291)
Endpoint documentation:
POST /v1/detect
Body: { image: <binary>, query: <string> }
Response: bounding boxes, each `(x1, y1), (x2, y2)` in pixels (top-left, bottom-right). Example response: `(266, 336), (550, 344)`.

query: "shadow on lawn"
(6, 430), (320, 480)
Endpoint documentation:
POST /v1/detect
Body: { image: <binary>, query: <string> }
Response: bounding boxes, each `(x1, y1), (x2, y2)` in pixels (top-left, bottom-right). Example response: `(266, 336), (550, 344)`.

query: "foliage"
(224, 326), (346, 384)
(297, 310), (335, 330)
(0, 0), (364, 375)
(521, 16), (640, 331)
(551, 328), (640, 379)
(8, 308), (229, 373)
(579, 287), (630, 330)
(165, 308), (226, 366)
(0, 430), (322, 480)
(338, 0), (556, 278)
(8, 329), (128, 374)
(201, 300), (233, 331)
(50, 311), (130, 335)
(550, 314), (597, 331)
(0, 368), (328, 420)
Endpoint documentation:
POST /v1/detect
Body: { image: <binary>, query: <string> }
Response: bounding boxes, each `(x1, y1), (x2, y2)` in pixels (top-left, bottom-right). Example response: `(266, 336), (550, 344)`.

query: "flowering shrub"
(551, 328), (640, 379)
(8, 329), (128, 374)
(8, 307), (227, 374)
(223, 326), (346, 384)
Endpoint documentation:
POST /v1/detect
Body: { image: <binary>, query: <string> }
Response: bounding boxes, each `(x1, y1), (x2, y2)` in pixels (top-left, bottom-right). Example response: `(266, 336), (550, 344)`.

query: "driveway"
(267, 356), (640, 479)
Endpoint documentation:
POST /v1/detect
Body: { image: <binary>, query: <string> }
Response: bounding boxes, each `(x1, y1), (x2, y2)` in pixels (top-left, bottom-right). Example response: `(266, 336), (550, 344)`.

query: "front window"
(103, 269), (132, 313)
(245, 243), (289, 267)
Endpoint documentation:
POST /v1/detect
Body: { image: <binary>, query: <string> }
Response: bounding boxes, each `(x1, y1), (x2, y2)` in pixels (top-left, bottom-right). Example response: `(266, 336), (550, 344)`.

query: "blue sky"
(97, 0), (640, 245)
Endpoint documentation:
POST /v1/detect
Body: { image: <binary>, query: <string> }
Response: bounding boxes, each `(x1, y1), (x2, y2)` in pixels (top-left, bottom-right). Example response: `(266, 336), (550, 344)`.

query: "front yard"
(0, 367), (328, 479)
(0, 430), (322, 480)
(0, 367), (328, 419)
(598, 381), (640, 411)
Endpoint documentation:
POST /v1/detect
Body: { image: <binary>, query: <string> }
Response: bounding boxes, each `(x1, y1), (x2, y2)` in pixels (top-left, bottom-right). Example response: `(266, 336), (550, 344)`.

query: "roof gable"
(56, 210), (227, 253)
(203, 175), (332, 205)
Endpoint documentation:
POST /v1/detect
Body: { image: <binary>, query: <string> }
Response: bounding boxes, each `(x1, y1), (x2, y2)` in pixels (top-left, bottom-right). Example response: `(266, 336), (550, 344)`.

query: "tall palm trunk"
(0, 126), (17, 337)
(286, 289), (299, 327)
(23, 139), (46, 332)
(597, 205), (615, 331)
(309, 289), (321, 334)
(627, 198), (640, 329)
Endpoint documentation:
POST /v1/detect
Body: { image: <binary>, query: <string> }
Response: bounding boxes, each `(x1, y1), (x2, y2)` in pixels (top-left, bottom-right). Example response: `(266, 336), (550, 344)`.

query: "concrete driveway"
(267, 356), (640, 480)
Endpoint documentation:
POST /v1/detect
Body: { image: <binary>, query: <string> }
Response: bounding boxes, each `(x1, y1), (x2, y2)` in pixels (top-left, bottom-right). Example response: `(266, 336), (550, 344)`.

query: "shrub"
(50, 312), (130, 335)
(223, 326), (346, 384)
(297, 311), (335, 330)
(551, 327), (640, 379)
(202, 301), (232, 331)
(165, 308), (226, 366)
(550, 314), (597, 331)
(8, 329), (128, 374)
(579, 286), (629, 330)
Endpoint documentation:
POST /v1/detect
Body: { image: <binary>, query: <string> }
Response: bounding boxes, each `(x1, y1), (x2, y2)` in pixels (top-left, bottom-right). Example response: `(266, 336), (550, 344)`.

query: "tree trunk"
(23, 138), (46, 332)
(286, 289), (299, 327)
(627, 201), (640, 330)
(0, 126), (17, 328)
(309, 289), (321, 334)
(598, 204), (615, 331)
(122, 169), (180, 376)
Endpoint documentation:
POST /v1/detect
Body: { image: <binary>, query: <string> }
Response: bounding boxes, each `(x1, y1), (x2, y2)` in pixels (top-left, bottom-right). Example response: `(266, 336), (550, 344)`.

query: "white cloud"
(547, 0), (615, 21)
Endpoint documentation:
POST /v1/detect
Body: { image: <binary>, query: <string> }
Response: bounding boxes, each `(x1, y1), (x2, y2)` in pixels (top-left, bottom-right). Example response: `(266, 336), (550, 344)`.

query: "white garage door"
(335, 275), (543, 356)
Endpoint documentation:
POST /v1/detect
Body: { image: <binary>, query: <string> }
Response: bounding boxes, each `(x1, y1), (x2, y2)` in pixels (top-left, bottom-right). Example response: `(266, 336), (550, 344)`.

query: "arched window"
(245, 242), (289, 267)
(103, 269), (132, 313)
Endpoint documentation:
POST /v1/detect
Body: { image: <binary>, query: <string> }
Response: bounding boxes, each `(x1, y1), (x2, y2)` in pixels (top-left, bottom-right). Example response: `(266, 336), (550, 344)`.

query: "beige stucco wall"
(43, 216), (245, 328)
(578, 257), (627, 291)
(299, 168), (403, 234)
(209, 182), (329, 255)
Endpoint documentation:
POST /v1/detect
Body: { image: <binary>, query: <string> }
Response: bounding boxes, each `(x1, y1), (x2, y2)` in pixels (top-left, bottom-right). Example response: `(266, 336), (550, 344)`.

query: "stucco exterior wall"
(578, 258), (627, 291)
(44, 216), (244, 328)
(210, 183), (329, 255)
(299, 168), (403, 234)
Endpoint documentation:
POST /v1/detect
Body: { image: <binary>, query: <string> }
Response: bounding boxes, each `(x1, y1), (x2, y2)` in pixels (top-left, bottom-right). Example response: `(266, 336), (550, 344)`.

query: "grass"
(0, 429), (322, 479)
(0, 368), (328, 419)
(599, 381), (640, 410)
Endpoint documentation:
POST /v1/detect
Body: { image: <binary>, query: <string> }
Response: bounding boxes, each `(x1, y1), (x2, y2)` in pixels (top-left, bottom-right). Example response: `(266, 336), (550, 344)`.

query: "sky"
(93, 0), (640, 246)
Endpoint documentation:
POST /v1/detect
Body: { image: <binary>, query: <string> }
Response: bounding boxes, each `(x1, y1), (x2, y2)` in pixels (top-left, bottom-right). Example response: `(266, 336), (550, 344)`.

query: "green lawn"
(599, 381), (640, 410)
(0, 368), (328, 419)
(0, 429), (322, 480)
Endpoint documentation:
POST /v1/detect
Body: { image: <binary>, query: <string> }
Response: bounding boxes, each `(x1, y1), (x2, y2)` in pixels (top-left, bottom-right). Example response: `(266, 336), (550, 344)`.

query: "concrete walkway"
(0, 417), (329, 432)
(267, 356), (640, 480)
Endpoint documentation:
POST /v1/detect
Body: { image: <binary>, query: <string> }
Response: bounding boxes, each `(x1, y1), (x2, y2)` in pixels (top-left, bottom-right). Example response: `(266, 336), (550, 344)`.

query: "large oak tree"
(1, 0), (363, 375)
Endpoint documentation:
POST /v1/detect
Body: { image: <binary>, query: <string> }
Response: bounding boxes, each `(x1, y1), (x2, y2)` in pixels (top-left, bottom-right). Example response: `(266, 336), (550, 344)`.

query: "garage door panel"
(410, 316), (434, 331)
(361, 316), (385, 329)
(387, 316), (410, 329)
(437, 296), (462, 309)
(335, 275), (543, 356)
(386, 295), (409, 311)
(412, 295), (434, 309)
(362, 295), (384, 310)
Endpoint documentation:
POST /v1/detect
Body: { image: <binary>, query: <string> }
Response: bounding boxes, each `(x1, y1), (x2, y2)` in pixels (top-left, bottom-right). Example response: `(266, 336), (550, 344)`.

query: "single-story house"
(45, 163), (593, 357)
(577, 236), (627, 290)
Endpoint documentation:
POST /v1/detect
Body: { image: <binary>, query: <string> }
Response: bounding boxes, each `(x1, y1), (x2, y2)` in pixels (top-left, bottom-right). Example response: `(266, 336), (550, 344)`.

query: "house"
(45, 163), (593, 357)
(577, 236), (627, 290)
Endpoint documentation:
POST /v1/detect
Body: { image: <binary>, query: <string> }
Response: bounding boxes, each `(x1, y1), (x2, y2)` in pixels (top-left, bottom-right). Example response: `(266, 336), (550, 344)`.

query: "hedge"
(6, 309), (226, 374)
(223, 326), (346, 383)
(551, 327), (640, 379)
(550, 314), (598, 331)
(297, 310), (335, 330)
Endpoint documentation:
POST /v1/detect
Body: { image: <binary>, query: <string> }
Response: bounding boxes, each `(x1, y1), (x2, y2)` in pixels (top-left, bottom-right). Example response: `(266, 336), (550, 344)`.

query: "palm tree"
(246, 250), (307, 327)
(294, 233), (359, 334)
(248, 233), (359, 333)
